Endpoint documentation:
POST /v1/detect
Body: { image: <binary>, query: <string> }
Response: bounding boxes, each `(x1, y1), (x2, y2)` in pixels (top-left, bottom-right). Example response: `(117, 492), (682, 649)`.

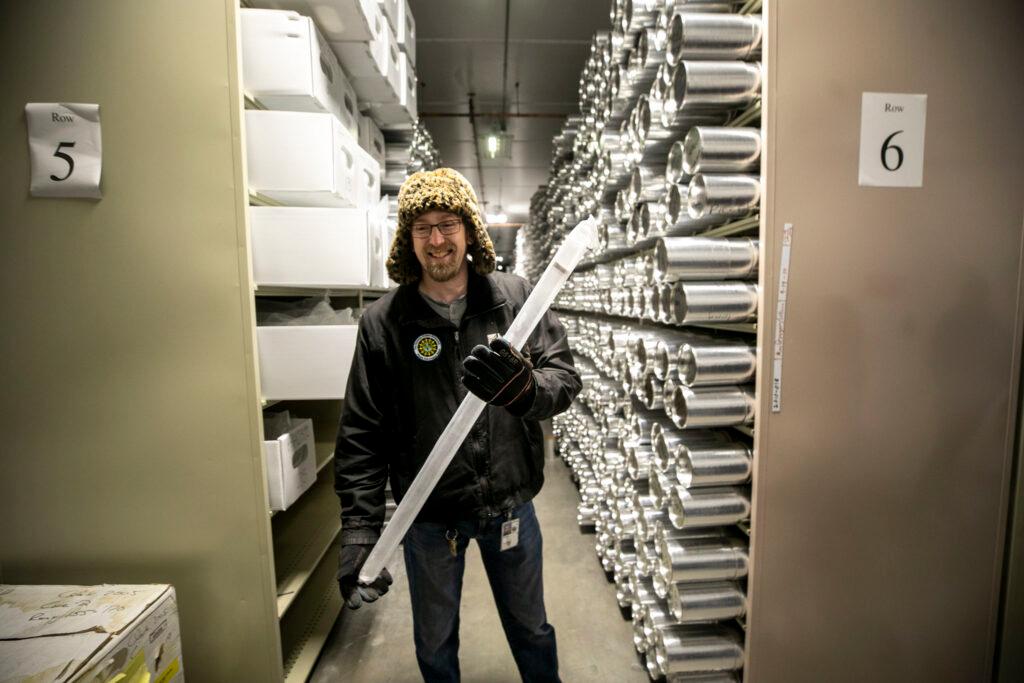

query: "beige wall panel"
(0, 2), (281, 680)
(748, 1), (1024, 681)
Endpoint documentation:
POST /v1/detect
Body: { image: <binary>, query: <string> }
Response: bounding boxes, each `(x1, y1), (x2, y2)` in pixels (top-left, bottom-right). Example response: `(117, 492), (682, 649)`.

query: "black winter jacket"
(334, 269), (582, 545)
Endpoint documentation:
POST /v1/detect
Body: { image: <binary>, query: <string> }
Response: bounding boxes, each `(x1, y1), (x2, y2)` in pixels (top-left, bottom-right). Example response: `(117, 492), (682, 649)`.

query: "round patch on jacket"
(414, 333), (442, 361)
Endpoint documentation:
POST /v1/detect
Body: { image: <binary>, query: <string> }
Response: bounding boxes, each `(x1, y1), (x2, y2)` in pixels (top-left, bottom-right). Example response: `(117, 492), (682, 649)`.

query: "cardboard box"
(329, 3), (387, 80)
(0, 584), (183, 683)
(364, 51), (416, 128)
(349, 24), (401, 104)
(240, 9), (359, 138)
(378, 0), (399, 33)
(249, 0), (380, 42)
(246, 110), (361, 207)
(396, 0), (415, 65)
(358, 113), (386, 169)
(370, 194), (393, 288)
(257, 324), (358, 400)
(263, 415), (317, 511)
(353, 146), (382, 209)
(250, 207), (372, 287)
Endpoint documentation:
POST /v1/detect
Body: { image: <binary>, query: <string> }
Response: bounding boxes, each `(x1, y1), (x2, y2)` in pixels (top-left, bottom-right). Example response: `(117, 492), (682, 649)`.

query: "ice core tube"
(358, 218), (599, 584)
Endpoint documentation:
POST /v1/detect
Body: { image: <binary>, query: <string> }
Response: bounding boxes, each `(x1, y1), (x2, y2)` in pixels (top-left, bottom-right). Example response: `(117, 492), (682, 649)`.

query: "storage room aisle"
(310, 443), (648, 682)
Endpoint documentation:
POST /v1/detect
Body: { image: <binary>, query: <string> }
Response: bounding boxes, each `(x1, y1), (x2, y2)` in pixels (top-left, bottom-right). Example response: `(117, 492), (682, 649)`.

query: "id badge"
(500, 518), (520, 551)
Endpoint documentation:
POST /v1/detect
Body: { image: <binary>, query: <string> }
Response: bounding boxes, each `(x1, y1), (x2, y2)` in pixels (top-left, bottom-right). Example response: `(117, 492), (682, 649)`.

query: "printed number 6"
(51, 141), (76, 181)
(880, 130), (904, 172)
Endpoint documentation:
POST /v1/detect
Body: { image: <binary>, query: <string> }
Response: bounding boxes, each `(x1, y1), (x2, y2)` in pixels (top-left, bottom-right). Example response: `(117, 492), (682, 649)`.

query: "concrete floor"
(310, 445), (649, 683)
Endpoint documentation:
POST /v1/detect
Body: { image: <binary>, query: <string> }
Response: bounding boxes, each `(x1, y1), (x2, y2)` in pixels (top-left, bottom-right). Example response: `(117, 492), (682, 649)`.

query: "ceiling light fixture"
(486, 212), (508, 223)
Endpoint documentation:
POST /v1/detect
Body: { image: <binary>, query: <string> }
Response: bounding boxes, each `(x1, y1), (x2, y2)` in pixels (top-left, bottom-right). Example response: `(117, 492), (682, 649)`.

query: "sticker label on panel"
(858, 92), (927, 188)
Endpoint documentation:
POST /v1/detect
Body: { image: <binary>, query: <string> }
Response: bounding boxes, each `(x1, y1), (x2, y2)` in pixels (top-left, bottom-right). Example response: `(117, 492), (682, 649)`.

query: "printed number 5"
(880, 130), (904, 172)
(51, 141), (75, 181)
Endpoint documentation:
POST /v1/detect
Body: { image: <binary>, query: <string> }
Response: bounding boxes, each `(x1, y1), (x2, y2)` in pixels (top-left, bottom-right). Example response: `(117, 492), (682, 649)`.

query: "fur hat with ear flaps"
(387, 168), (497, 285)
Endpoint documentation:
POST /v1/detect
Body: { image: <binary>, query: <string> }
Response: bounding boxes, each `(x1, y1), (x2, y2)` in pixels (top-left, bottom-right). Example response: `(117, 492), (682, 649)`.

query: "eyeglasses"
(411, 219), (463, 239)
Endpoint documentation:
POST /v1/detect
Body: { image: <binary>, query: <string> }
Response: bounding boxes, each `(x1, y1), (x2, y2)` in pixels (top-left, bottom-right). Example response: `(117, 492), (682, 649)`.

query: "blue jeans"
(402, 501), (560, 683)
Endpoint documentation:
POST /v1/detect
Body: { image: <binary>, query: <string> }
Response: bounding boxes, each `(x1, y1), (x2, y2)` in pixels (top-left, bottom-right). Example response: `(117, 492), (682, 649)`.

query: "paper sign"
(25, 103), (102, 198)
(858, 92), (926, 187)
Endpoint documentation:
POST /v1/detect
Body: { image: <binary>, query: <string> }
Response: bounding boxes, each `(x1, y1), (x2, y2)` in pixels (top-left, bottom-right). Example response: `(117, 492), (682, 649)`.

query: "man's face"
(411, 209), (472, 283)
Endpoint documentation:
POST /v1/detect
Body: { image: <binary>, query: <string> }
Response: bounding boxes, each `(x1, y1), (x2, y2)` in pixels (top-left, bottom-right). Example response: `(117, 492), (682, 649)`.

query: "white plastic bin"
(250, 206), (371, 287)
(263, 416), (317, 511)
(240, 9), (359, 137)
(257, 325), (358, 400)
(378, 0), (399, 32)
(246, 110), (360, 207)
(330, 4), (387, 79)
(365, 51), (416, 127)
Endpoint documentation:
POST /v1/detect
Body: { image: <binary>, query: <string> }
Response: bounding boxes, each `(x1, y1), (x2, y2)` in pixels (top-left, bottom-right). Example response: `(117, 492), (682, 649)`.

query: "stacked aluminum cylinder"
(382, 120), (442, 191)
(533, 1), (763, 680)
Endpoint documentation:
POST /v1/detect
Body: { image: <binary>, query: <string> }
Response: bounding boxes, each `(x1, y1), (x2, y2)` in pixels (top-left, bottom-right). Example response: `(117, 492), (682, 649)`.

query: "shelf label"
(25, 103), (102, 199)
(771, 223), (794, 413)
(858, 92), (927, 188)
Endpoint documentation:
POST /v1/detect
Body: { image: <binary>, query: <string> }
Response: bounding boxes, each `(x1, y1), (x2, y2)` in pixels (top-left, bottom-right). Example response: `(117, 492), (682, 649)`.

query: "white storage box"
(0, 584), (183, 683)
(354, 146), (382, 208)
(246, 110), (360, 207)
(263, 416), (317, 511)
(358, 113), (386, 169)
(397, 0), (415, 65)
(365, 51), (416, 127)
(240, 9), (359, 137)
(249, 0), (380, 41)
(350, 25), (401, 103)
(330, 4), (387, 79)
(258, 324), (358, 400)
(250, 206), (371, 287)
(370, 194), (392, 288)
(378, 0), (399, 32)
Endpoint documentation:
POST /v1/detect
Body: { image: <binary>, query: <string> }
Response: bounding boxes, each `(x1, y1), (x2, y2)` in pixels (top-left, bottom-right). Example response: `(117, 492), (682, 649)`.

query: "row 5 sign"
(25, 103), (102, 199)
(858, 92), (927, 188)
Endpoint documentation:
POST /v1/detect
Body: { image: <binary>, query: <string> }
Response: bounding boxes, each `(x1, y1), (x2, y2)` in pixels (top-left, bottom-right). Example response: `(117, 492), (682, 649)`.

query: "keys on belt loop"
(445, 529), (458, 557)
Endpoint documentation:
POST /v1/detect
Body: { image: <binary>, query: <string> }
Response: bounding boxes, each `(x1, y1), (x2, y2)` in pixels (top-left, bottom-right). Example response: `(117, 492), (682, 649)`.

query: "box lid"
(0, 584), (171, 683)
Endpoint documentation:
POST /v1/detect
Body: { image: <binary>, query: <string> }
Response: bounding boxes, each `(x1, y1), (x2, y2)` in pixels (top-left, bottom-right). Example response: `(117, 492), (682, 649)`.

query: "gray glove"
(337, 544), (393, 609)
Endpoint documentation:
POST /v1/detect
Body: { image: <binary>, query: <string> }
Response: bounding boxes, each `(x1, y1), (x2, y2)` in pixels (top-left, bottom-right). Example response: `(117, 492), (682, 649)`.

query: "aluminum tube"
(652, 624), (745, 676)
(622, 0), (661, 36)
(683, 126), (761, 174)
(649, 463), (678, 509)
(644, 285), (661, 321)
(578, 503), (598, 528)
(663, 61), (761, 117)
(668, 485), (751, 528)
(665, 182), (725, 235)
(626, 445), (655, 480)
(656, 535), (748, 587)
(667, 385), (755, 428)
(626, 206), (644, 245)
(667, 282), (758, 325)
(677, 342), (756, 386)
(687, 173), (761, 219)
(666, 139), (691, 186)
(641, 599), (680, 655)
(677, 442), (752, 487)
(632, 603), (650, 652)
(615, 575), (635, 609)
(654, 338), (682, 380)
(599, 220), (628, 251)
(640, 372), (664, 411)
(635, 539), (658, 577)
(615, 187), (633, 223)
(629, 165), (669, 204)
(667, 581), (746, 624)
(641, 200), (670, 239)
(659, 282), (675, 324)
(666, 12), (762, 64)
(652, 424), (729, 471)
(654, 237), (758, 282)
(633, 503), (670, 545)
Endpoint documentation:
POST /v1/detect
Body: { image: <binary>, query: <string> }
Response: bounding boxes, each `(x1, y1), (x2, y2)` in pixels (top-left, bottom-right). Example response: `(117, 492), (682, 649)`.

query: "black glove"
(462, 337), (536, 414)
(337, 544), (393, 610)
